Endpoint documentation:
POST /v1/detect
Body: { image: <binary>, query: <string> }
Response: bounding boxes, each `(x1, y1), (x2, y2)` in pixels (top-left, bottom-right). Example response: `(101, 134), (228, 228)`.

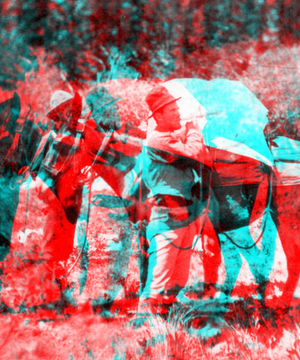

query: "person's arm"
(148, 124), (209, 164)
(111, 132), (143, 157)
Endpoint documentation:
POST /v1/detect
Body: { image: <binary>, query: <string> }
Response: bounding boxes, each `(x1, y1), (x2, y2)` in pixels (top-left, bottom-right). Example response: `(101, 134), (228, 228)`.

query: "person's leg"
(163, 230), (194, 302)
(161, 212), (210, 300)
(272, 184), (300, 307)
(138, 230), (181, 314)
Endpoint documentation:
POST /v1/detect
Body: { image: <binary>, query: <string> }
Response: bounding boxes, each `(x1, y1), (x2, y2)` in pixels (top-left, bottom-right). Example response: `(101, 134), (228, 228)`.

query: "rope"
(164, 166), (212, 251)
(221, 169), (273, 250)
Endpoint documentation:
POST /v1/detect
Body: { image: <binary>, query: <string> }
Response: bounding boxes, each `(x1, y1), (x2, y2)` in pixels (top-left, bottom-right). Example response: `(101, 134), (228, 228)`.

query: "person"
(138, 85), (212, 315)
(1, 90), (85, 309)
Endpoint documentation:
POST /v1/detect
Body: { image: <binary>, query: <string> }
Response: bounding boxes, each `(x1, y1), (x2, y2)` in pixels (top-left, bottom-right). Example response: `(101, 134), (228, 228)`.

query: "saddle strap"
(0, 119), (24, 170)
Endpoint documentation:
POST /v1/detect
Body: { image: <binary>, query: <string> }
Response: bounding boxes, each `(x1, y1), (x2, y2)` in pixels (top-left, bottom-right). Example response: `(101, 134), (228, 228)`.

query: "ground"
(0, 229), (300, 360)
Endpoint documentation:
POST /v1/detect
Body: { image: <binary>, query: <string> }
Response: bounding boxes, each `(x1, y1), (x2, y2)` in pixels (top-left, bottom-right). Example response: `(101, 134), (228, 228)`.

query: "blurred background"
(1, 0), (300, 135)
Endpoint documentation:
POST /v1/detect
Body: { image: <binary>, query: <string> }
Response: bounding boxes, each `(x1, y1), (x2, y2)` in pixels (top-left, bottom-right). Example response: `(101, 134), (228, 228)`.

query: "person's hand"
(77, 165), (97, 188)
(22, 174), (32, 189)
(185, 121), (196, 134)
(18, 166), (29, 176)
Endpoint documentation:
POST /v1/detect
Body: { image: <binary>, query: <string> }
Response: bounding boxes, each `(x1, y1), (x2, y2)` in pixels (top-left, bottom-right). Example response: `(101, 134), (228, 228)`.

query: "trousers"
(139, 195), (209, 311)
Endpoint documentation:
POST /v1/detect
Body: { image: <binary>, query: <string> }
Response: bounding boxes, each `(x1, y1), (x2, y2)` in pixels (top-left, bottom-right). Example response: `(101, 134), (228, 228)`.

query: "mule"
(155, 78), (279, 304)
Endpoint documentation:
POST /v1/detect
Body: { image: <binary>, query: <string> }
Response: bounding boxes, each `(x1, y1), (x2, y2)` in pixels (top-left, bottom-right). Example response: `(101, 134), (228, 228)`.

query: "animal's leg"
(275, 208), (300, 306)
(218, 234), (243, 298)
(245, 246), (269, 306)
(243, 214), (277, 305)
(272, 184), (300, 307)
(137, 223), (149, 295)
(280, 238), (300, 307)
(246, 248), (269, 306)
(201, 218), (221, 299)
(101, 218), (134, 304)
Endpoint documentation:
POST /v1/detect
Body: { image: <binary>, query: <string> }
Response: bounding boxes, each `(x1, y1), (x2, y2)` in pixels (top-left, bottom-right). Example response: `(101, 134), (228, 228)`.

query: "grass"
(1, 290), (300, 360)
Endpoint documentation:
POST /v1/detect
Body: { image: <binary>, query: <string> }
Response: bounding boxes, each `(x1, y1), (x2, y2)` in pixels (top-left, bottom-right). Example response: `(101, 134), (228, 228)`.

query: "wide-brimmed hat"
(47, 90), (74, 118)
(85, 86), (121, 116)
(145, 85), (181, 119)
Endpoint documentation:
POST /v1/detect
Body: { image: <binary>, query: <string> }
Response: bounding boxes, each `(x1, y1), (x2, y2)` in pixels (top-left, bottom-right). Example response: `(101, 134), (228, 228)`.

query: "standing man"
(1, 90), (84, 309)
(138, 85), (212, 315)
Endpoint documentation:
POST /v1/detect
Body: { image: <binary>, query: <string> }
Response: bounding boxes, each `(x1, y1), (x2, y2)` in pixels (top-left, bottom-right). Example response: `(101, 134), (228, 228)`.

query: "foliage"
(1, 293), (300, 359)
(2, 0), (300, 88)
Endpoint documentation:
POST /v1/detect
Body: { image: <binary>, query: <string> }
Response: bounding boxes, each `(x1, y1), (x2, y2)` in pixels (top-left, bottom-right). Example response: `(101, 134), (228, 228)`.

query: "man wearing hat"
(138, 85), (211, 315)
(28, 90), (82, 176)
(46, 90), (83, 134)
(3, 90), (85, 309)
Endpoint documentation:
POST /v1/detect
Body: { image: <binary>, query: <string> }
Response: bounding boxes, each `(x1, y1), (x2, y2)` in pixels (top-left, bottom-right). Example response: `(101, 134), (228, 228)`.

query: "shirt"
(143, 124), (210, 201)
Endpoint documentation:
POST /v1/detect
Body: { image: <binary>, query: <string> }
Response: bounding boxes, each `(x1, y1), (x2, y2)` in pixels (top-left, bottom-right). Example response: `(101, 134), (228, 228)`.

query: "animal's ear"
(71, 92), (82, 121)
(270, 139), (279, 148)
(0, 99), (11, 124)
(10, 92), (21, 123)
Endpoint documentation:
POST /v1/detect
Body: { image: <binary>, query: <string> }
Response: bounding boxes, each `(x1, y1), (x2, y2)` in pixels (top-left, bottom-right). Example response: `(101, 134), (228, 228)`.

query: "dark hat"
(86, 86), (121, 116)
(145, 85), (181, 119)
(47, 91), (82, 126)
(0, 92), (21, 125)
